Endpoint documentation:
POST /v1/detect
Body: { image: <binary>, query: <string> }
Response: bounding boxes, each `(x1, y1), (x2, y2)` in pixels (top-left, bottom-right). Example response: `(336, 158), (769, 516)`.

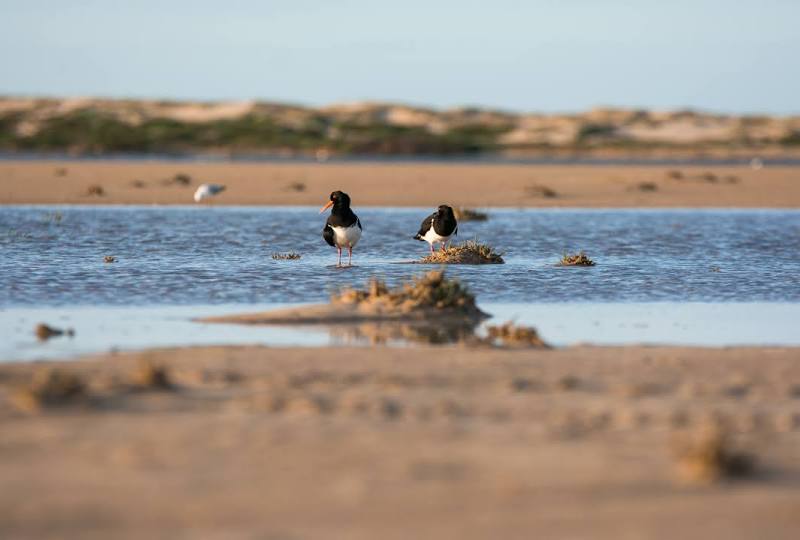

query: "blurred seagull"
(193, 183), (226, 203)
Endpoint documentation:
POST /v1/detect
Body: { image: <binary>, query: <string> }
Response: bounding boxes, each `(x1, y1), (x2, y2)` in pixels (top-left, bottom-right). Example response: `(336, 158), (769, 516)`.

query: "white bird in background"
(193, 183), (226, 203)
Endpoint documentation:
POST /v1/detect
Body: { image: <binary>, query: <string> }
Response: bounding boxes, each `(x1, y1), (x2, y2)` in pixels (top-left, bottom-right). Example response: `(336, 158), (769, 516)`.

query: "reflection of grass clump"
(11, 369), (87, 412)
(485, 322), (549, 348)
(334, 270), (485, 317)
(272, 251), (301, 260)
(558, 252), (596, 267)
(419, 240), (504, 265)
(453, 207), (489, 221)
(672, 426), (756, 484)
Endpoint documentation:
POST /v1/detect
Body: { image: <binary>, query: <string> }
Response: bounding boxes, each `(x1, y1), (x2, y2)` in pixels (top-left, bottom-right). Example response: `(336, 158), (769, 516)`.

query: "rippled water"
(2, 206), (799, 306)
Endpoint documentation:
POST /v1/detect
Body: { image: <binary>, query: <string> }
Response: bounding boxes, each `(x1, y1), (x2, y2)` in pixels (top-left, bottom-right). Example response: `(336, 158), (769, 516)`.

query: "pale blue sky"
(1, 0), (798, 113)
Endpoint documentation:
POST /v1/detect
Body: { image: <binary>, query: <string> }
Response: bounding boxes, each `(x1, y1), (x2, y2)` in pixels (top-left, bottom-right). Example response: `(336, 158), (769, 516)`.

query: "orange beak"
(319, 200), (334, 214)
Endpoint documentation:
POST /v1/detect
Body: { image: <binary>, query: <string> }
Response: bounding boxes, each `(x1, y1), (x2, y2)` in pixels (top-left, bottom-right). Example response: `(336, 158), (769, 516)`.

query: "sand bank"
(1, 160), (799, 207)
(1, 344), (799, 539)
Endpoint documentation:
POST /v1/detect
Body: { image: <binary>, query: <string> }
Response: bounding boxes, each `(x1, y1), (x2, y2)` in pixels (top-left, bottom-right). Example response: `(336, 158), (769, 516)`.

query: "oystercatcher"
(414, 205), (458, 254)
(193, 183), (226, 203)
(320, 190), (362, 266)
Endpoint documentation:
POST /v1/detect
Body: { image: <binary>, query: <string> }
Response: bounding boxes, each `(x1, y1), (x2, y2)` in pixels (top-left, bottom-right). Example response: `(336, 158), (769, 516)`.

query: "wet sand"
(1, 160), (799, 207)
(1, 344), (799, 539)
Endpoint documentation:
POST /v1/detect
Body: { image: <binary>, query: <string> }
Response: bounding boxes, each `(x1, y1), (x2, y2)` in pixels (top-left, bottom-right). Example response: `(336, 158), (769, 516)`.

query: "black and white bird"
(414, 204), (458, 254)
(320, 190), (362, 266)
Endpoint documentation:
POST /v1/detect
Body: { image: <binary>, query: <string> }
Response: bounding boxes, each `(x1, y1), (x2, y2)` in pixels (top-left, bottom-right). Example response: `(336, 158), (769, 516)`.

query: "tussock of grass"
(11, 368), (87, 412)
(86, 184), (105, 196)
(132, 361), (174, 391)
(35, 323), (74, 341)
(453, 207), (489, 222)
(418, 240), (504, 265)
(485, 322), (549, 348)
(672, 426), (756, 484)
(272, 251), (302, 260)
(558, 251), (596, 267)
(333, 270), (486, 318)
(104, 255), (117, 263)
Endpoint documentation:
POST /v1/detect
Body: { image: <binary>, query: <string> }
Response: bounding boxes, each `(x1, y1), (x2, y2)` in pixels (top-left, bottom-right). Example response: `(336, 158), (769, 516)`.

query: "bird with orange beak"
(320, 190), (362, 266)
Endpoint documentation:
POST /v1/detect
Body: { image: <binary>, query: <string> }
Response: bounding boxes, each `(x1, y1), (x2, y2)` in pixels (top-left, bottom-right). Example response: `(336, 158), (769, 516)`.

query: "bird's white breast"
(422, 222), (451, 244)
(331, 224), (362, 247)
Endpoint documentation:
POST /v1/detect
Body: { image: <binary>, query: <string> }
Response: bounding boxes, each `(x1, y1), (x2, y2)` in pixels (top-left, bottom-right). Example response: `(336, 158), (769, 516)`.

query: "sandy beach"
(1, 160), (799, 207)
(1, 344), (799, 539)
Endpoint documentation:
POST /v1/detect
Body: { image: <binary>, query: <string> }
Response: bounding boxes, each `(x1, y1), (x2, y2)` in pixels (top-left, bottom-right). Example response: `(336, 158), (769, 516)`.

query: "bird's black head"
(320, 190), (352, 214)
(330, 190), (351, 208)
(437, 204), (454, 216)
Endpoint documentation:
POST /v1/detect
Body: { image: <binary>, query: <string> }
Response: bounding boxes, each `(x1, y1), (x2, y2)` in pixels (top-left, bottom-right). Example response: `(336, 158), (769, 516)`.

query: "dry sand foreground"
(1, 161), (799, 207)
(1, 345), (799, 539)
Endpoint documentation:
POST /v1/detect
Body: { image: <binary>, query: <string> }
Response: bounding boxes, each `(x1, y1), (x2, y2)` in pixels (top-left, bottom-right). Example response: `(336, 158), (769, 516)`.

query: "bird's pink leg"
(348, 246), (353, 266)
(429, 243), (435, 255)
(337, 247), (342, 267)
(440, 242), (447, 252)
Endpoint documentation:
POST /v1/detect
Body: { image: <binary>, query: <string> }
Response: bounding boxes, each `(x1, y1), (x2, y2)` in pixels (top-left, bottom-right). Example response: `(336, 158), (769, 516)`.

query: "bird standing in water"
(320, 190), (362, 266)
(414, 205), (458, 254)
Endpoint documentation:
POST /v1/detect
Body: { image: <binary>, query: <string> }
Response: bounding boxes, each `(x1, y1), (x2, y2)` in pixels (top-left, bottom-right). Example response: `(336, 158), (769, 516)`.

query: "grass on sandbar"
(558, 251), (596, 267)
(272, 251), (302, 260)
(419, 240), (504, 265)
(334, 270), (485, 316)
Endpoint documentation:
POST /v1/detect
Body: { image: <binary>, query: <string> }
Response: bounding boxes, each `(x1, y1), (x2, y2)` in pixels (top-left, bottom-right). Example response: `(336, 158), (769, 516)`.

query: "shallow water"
(2, 206), (799, 306)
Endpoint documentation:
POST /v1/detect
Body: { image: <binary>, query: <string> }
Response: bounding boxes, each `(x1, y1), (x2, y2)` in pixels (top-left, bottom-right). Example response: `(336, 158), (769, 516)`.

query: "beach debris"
(485, 322), (549, 348)
(131, 361), (175, 391)
(104, 255), (117, 263)
(666, 169), (684, 180)
(333, 270), (487, 318)
(636, 181), (658, 192)
(86, 184), (105, 197)
(54, 167), (68, 177)
(272, 251), (302, 260)
(35, 323), (75, 341)
(724, 175), (740, 184)
(453, 207), (489, 222)
(418, 240), (504, 264)
(286, 181), (306, 192)
(672, 425), (756, 484)
(194, 183), (226, 202)
(525, 184), (559, 198)
(700, 172), (718, 183)
(130, 179), (146, 188)
(557, 251), (596, 266)
(10, 368), (87, 413)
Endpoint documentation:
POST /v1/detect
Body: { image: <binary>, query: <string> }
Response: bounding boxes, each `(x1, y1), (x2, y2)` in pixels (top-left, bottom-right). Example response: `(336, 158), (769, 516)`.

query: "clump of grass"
(525, 185), (558, 198)
(672, 426), (756, 484)
(453, 207), (489, 222)
(131, 361), (174, 391)
(636, 181), (658, 192)
(418, 240), (504, 265)
(558, 251), (596, 267)
(86, 184), (105, 196)
(162, 173), (192, 186)
(286, 181), (306, 192)
(485, 322), (549, 348)
(333, 270), (486, 318)
(272, 251), (301, 260)
(103, 255), (117, 263)
(10, 368), (87, 412)
(35, 323), (74, 341)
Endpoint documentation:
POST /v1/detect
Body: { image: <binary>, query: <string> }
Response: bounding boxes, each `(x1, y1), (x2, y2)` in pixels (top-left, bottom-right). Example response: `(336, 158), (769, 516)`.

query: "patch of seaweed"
(453, 207), (489, 222)
(333, 270), (487, 318)
(10, 368), (87, 412)
(672, 425), (756, 484)
(484, 322), (550, 348)
(558, 251), (596, 267)
(272, 251), (302, 260)
(418, 240), (504, 265)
